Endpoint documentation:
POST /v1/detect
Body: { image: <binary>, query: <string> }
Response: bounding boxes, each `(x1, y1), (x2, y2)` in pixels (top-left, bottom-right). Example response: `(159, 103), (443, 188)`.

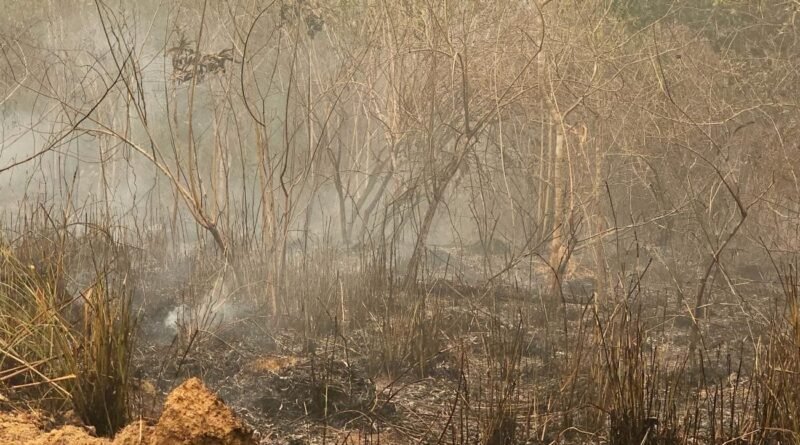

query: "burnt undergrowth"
(0, 205), (797, 445)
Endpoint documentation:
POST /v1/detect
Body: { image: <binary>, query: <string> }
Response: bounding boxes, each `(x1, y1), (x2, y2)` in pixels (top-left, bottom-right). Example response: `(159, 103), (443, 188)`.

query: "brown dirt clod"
(0, 411), (48, 444)
(111, 420), (154, 445)
(0, 410), (109, 445)
(27, 425), (109, 445)
(151, 377), (256, 445)
(1, 377), (253, 445)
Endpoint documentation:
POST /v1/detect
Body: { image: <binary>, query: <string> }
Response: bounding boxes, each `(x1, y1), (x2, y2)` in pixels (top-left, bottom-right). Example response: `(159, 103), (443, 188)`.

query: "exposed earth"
(0, 245), (783, 445)
(0, 377), (255, 445)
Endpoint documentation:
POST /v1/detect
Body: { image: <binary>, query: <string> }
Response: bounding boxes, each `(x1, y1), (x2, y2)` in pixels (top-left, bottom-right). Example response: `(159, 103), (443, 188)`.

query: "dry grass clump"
(591, 301), (674, 445)
(0, 220), (136, 437)
(754, 264), (800, 443)
(0, 243), (74, 402)
(61, 275), (136, 437)
(477, 315), (525, 445)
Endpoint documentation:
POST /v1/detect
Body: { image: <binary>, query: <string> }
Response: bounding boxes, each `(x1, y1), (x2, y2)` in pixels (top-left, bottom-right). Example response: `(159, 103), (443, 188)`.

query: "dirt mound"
(111, 421), (153, 445)
(151, 377), (255, 445)
(0, 411), (49, 444)
(248, 355), (300, 373)
(0, 410), (108, 445)
(28, 425), (109, 445)
(1, 378), (254, 445)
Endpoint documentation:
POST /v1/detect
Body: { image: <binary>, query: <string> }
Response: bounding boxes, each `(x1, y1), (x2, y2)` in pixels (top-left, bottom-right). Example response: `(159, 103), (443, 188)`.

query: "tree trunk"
(403, 157), (463, 290)
(591, 126), (610, 299)
(257, 127), (279, 316)
(403, 183), (440, 290)
(548, 111), (568, 295)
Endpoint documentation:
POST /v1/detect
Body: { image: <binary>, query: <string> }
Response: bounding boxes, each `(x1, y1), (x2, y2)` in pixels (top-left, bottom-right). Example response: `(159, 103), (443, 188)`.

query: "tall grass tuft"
(61, 274), (136, 436)
(0, 222), (136, 437)
(756, 264), (800, 443)
(0, 242), (74, 403)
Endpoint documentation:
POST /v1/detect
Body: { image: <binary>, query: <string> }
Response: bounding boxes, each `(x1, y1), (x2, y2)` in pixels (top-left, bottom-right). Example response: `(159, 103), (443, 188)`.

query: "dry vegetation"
(1, 0), (800, 444)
